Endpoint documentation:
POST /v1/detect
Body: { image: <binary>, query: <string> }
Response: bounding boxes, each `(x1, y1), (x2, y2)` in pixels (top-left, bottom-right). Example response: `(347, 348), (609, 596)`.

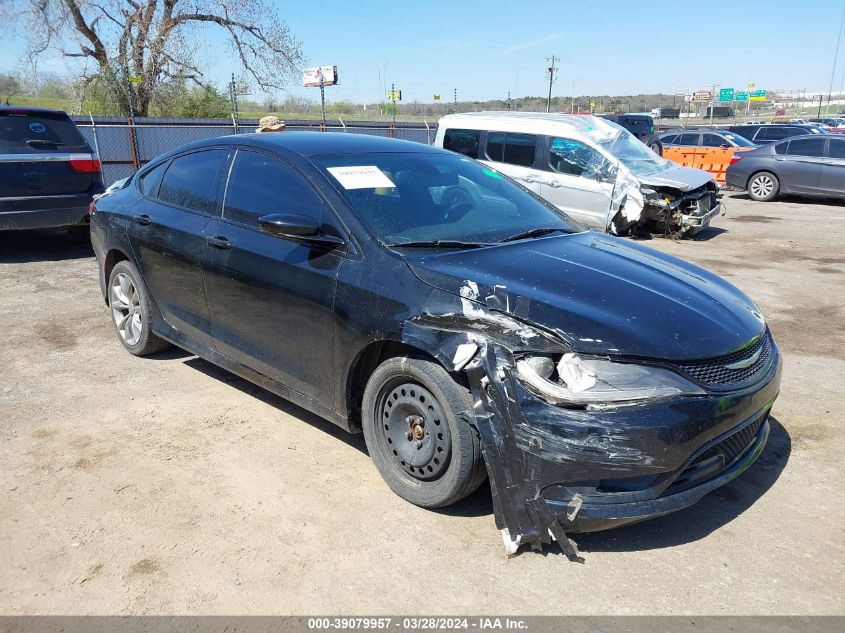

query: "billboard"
(686, 90), (712, 103)
(302, 66), (338, 87)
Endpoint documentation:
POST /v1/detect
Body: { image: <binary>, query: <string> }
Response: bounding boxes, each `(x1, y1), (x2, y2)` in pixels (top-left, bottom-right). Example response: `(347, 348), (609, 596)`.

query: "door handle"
(132, 214), (151, 226)
(205, 235), (232, 250)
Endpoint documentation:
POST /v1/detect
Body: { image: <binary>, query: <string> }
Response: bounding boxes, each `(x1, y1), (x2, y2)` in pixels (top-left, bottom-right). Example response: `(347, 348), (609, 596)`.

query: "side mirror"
(258, 213), (344, 248)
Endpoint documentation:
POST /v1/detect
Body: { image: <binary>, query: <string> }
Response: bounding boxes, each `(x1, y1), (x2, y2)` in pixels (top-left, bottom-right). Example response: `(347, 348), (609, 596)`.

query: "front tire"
(108, 260), (171, 356)
(361, 356), (486, 508)
(747, 171), (779, 201)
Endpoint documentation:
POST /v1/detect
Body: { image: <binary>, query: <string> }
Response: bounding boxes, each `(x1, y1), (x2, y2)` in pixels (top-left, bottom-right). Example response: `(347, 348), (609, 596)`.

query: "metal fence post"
(424, 119), (431, 145)
(88, 113), (101, 164)
(127, 118), (140, 171)
(339, 117), (346, 132)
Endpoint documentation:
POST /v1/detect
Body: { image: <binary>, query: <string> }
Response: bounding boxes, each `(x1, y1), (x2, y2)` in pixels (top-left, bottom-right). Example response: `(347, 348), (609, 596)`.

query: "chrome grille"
(675, 331), (773, 388)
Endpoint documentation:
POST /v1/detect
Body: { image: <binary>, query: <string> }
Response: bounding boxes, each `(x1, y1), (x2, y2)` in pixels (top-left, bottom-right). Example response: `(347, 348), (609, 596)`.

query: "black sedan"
(91, 132), (781, 557)
(726, 134), (845, 201)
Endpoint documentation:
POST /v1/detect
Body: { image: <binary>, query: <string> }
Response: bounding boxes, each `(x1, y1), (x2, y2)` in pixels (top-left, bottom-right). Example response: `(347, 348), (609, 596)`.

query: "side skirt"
(151, 322), (353, 433)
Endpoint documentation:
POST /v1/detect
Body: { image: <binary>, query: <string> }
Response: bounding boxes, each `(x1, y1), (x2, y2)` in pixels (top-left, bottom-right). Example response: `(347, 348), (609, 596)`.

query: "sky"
(3, 0), (845, 104)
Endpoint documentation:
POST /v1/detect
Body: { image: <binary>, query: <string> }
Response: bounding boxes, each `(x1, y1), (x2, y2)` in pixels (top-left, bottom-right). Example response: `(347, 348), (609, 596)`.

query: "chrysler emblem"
(725, 347), (763, 370)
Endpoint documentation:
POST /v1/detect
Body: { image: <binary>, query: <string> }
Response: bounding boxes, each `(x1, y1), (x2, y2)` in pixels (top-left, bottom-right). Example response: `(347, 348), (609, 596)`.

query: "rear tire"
(107, 260), (171, 356)
(747, 171), (779, 201)
(361, 356), (486, 508)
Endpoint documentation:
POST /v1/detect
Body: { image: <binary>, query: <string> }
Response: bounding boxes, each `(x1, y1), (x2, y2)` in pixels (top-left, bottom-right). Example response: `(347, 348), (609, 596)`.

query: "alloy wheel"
(750, 175), (774, 199)
(110, 272), (143, 346)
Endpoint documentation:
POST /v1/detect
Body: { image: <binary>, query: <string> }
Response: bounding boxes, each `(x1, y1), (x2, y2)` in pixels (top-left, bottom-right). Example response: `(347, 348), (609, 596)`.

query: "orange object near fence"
(662, 146), (754, 184)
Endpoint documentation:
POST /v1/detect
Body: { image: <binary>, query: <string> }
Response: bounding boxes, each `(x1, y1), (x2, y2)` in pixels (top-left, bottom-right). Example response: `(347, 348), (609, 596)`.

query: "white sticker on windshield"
(326, 165), (395, 189)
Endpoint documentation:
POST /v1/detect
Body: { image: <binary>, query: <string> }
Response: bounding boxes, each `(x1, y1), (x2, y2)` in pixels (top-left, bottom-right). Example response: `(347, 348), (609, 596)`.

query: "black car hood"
(405, 232), (765, 360)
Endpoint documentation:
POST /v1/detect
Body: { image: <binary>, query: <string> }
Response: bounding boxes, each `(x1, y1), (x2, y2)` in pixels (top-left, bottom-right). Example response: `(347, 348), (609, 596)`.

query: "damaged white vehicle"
(435, 112), (722, 237)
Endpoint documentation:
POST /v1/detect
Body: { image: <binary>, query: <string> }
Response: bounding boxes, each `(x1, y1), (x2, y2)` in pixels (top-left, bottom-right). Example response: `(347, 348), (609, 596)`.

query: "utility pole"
(545, 55), (558, 113)
(507, 91), (511, 111)
(453, 88), (457, 113)
(228, 73), (240, 133)
(827, 3), (845, 116)
(320, 73), (327, 128)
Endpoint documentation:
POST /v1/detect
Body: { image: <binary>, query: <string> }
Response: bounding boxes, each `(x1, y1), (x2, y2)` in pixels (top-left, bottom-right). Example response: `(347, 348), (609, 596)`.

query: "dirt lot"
(1, 192), (843, 615)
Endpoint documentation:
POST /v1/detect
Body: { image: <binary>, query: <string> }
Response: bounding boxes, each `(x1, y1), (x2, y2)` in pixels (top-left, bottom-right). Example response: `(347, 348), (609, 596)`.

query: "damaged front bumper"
(679, 200), (722, 235)
(466, 340), (781, 559)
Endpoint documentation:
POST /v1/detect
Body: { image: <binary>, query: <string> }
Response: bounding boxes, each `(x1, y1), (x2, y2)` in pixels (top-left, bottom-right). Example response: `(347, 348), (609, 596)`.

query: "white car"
(434, 112), (722, 237)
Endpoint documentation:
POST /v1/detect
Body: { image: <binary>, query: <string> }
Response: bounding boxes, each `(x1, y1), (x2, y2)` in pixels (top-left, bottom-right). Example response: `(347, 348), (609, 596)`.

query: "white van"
(434, 112), (722, 237)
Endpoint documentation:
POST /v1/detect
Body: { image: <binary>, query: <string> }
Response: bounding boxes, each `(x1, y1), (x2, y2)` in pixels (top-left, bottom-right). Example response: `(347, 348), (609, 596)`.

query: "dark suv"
(728, 123), (827, 145)
(0, 106), (104, 232)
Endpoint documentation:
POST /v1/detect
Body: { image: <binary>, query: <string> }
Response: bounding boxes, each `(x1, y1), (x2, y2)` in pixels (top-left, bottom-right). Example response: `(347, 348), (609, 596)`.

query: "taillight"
(69, 153), (101, 173)
(729, 155), (743, 164)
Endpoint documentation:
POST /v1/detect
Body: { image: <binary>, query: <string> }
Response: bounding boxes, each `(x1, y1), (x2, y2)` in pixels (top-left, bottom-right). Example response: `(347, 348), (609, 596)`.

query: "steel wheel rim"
(751, 175), (773, 198)
(110, 272), (142, 346)
(377, 380), (452, 481)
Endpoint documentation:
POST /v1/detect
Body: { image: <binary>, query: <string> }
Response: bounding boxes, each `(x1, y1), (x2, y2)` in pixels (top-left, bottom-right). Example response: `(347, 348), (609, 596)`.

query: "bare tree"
(2, 1), (304, 116)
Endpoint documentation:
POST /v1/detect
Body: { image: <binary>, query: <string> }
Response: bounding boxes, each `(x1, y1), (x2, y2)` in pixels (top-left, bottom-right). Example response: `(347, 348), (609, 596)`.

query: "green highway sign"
(750, 90), (767, 101)
(719, 88), (735, 102)
(735, 91), (749, 101)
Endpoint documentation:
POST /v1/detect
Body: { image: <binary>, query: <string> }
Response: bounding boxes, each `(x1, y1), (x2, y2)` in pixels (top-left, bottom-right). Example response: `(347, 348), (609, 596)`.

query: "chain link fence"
(71, 116), (437, 185)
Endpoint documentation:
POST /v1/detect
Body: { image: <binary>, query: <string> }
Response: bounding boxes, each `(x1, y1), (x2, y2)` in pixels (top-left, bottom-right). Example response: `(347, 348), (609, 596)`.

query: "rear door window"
(773, 141), (788, 155)
(443, 129), (480, 158)
(0, 111), (88, 152)
(223, 150), (323, 226)
(828, 138), (845, 159)
(485, 132), (537, 167)
(757, 127), (789, 141)
(158, 149), (228, 215)
(786, 137), (826, 157)
(661, 134), (678, 145)
(702, 133), (726, 147)
(678, 133), (700, 146)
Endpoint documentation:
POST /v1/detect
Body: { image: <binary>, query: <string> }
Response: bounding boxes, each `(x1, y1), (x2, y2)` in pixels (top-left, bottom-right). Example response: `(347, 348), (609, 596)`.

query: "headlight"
(516, 353), (704, 406)
(641, 187), (673, 208)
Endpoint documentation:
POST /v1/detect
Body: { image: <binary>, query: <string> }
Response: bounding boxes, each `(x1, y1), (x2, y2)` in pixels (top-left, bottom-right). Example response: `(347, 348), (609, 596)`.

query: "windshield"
(722, 131), (755, 147)
(598, 129), (670, 177)
(313, 152), (581, 246)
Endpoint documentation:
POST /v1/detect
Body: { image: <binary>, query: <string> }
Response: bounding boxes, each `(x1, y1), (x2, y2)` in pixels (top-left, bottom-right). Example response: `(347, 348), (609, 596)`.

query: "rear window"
(485, 132), (536, 167)
(661, 134), (678, 144)
(0, 111), (87, 151)
(443, 128), (480, 159)
(678, 133), (700, 146)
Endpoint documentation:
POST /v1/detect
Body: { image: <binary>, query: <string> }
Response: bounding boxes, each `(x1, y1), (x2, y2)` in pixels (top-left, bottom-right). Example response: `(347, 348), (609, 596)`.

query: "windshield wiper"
(26, 139), (64, 148)
(389, 239), (491, 249)
(498, 227), (566, 243)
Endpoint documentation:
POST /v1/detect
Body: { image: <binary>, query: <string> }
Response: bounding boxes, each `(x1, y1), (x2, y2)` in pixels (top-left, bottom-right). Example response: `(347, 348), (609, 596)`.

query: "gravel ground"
(0, 192), (843, 615)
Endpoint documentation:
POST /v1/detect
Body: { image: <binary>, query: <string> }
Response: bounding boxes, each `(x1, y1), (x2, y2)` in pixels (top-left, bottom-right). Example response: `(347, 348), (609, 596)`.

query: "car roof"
(154, 131), (445, 162)
(437, 111), (624, 143)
